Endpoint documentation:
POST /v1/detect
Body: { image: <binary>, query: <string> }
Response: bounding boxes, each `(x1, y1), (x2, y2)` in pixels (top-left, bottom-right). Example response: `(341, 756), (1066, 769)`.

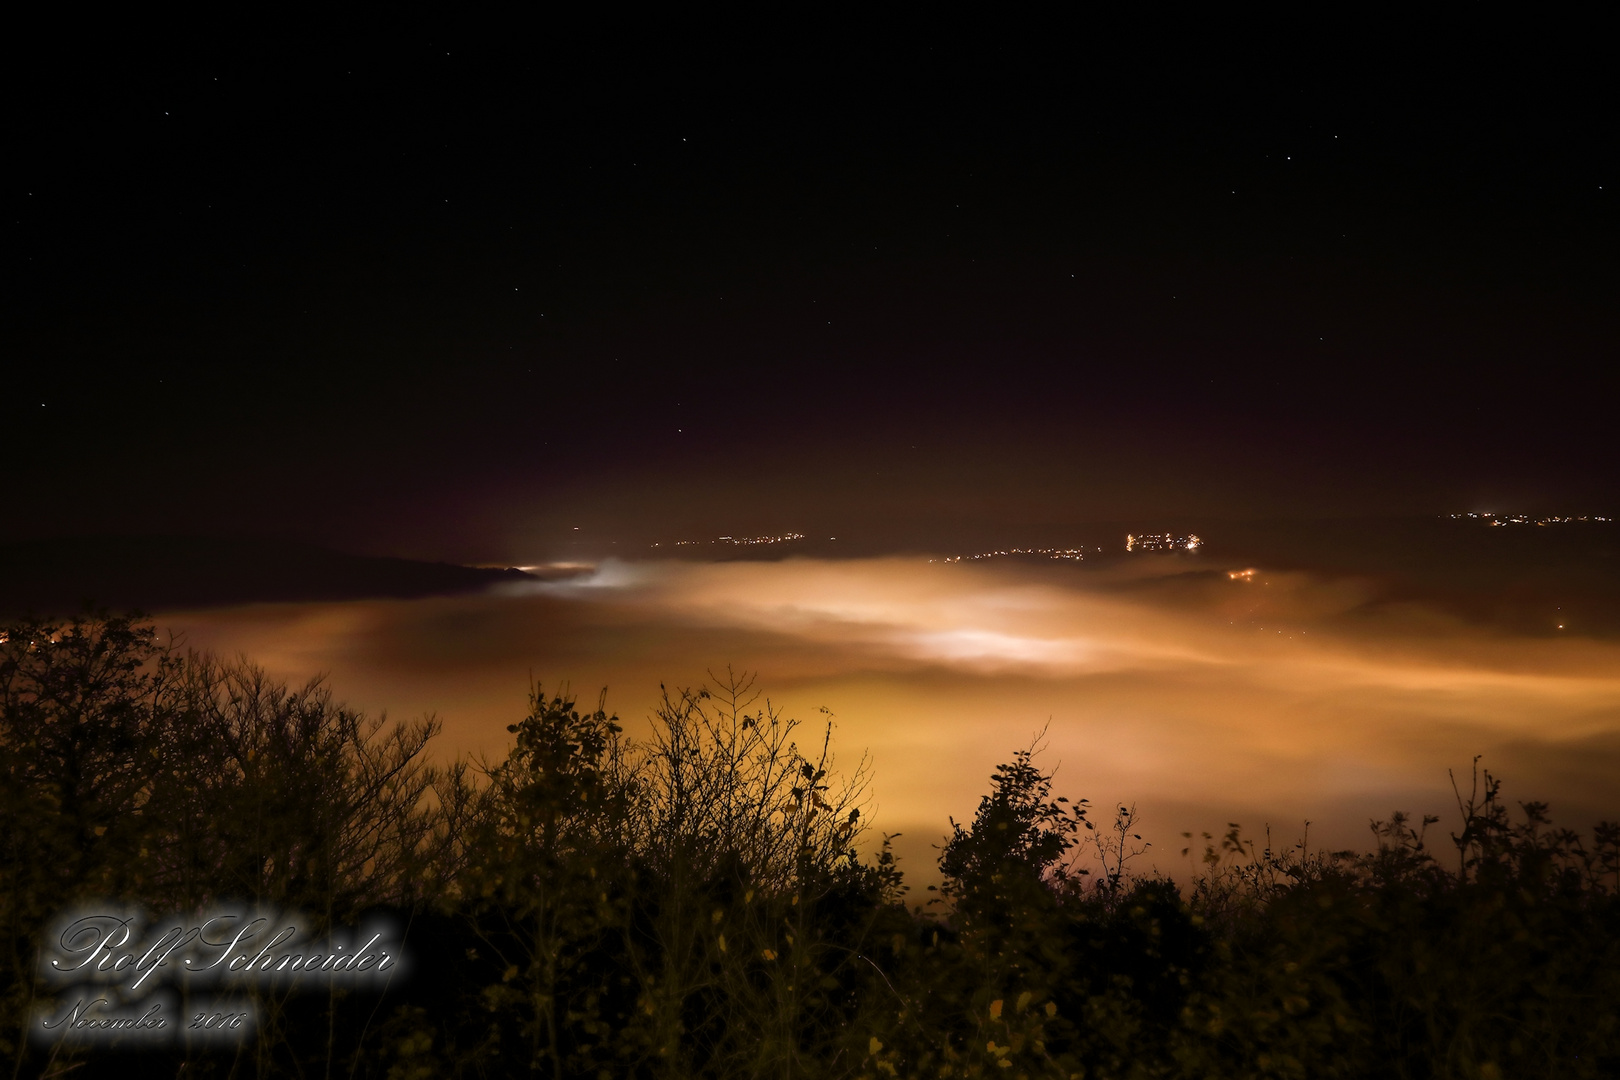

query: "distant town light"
(658, 533), (808, 549)
(1126, 532), (1203, 554)
(933, 545), (1088, 564)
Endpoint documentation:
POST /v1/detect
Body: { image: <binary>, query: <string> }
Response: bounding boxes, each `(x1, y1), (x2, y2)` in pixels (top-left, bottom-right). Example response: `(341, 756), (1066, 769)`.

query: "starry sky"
(7, 18), (1619, 868)
(6, 18), (1616, 561)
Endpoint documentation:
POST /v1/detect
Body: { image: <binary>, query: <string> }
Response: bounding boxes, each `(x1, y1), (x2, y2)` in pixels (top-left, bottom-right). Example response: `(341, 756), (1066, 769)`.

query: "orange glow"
(159, 557), (1620, 879)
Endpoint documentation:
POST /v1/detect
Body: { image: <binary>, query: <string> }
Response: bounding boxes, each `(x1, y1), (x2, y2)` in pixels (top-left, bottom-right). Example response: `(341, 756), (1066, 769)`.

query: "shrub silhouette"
(1, 614), (444, 1076)
(4, 613), (1618, 1078)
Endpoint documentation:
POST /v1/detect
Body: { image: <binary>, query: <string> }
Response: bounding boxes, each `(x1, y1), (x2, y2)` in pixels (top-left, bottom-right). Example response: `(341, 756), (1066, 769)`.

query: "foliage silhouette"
(3, 613), (1618, 1078)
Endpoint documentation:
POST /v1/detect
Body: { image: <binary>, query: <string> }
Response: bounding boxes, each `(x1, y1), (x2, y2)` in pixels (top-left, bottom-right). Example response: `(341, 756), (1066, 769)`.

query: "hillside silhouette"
(0, 536), (533, 615)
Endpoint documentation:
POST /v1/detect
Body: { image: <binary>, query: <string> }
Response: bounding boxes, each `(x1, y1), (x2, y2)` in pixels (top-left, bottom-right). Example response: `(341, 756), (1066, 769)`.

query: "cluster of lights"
(652, 533), (807, 549)
(1125, 533), (1203, 553)
(1447, 513), (1611, 526)
(932, 546), (1090, 565)
(718, 533), (806, 546)
(1227, 568), (1257, 581)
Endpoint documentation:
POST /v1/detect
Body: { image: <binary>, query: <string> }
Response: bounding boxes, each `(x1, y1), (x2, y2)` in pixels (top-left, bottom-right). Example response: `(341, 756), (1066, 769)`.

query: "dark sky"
(7, 18), (1615, 562)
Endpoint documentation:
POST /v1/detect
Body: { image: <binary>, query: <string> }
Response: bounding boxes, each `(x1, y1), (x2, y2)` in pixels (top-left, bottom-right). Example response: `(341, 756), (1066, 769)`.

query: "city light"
(1125, 533), (1202, 553)
(932, 547), (1088, 565)
(655, 533), (807, 549)
(1446, 513), (1611, 526)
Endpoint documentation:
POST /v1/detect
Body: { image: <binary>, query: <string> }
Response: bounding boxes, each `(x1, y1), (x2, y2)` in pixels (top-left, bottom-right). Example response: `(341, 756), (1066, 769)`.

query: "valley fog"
(161, 555), (1620, 881)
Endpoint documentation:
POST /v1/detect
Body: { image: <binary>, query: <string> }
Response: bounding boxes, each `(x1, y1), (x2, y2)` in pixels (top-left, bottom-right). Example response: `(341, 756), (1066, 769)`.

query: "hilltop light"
(1125, 532), (1203, 554)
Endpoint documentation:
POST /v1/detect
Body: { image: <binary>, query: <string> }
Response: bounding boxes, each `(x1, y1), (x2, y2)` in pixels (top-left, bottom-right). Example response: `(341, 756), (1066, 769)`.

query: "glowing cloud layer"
(163, 557), (1620, 876)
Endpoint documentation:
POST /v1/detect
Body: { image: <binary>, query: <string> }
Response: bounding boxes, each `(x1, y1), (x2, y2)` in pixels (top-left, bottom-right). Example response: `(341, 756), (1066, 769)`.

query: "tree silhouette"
(5, 612), (1620, 1078)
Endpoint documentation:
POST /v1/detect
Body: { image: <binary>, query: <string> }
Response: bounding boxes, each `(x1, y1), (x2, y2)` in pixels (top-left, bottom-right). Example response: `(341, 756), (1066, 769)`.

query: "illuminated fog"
(161, 557), (1620, 879)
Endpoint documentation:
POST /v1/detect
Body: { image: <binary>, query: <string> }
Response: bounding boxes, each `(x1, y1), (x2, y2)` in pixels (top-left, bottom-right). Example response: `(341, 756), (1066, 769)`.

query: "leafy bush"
(5, 614), (1618, 1078)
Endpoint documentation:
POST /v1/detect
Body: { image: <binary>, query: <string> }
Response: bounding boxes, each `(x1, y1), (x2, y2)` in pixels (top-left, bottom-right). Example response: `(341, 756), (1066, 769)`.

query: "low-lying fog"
(161, 555), (1620, 883)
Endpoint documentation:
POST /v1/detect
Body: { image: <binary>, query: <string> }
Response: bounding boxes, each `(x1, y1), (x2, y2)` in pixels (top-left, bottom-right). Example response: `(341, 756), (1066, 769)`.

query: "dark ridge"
(1209, 516), (1620, 636)
(0, 536), (534, 616)
(882, 515), (1620, 638)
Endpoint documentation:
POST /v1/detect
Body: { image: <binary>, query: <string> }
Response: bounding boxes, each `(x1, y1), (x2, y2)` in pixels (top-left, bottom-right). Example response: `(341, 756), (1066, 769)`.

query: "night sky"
(6, 17), (1620, 878)
(8, 19), (1615, 562)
